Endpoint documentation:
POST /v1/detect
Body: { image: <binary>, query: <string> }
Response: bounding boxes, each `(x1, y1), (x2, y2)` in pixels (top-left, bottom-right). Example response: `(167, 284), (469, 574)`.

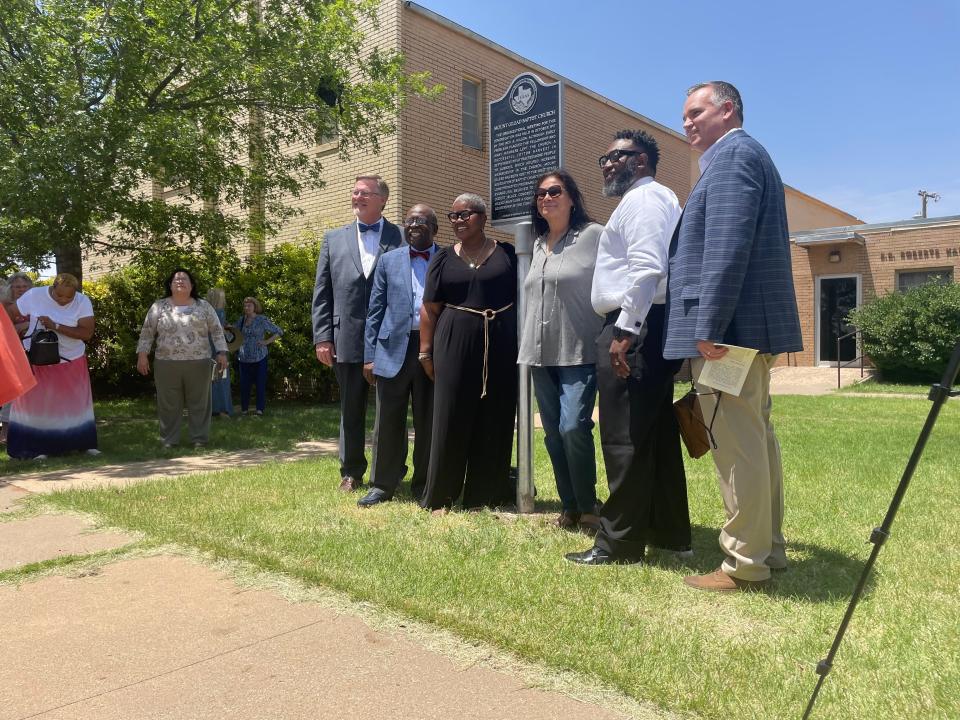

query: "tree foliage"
(849, 281), (960, 382)
(0, 0), (435, 280)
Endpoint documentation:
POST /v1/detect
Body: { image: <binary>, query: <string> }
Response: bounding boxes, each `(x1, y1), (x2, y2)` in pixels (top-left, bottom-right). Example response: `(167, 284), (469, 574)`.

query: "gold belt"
(445, 302), (514, 398)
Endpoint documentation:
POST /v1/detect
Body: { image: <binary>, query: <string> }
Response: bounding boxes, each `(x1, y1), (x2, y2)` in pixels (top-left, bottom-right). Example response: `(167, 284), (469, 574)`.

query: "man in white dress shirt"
(566, 130), (691, 565)
(313, 175), (402, 491)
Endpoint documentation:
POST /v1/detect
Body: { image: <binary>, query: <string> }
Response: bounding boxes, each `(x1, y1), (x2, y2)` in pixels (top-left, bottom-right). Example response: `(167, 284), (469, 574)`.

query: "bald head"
(404, 203), (438, 250)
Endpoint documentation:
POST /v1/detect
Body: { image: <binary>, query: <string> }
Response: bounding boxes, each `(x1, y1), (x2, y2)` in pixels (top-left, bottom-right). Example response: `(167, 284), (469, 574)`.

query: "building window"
(316, 124), (339, 156)
(462, 79), (482, 149)
(896, 268), (954, 292)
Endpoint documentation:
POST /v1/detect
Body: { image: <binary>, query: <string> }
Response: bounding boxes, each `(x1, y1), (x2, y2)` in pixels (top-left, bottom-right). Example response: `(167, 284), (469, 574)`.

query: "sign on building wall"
(489, 72), (563, 227)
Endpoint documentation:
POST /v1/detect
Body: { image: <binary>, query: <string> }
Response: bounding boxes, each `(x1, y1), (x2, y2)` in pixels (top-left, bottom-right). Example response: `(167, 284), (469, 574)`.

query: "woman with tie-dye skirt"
(5, 274), (99, 460)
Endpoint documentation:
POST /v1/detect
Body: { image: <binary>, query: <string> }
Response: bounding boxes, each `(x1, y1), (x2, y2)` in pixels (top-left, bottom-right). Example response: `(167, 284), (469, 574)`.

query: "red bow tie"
(410, 248), (430, 261)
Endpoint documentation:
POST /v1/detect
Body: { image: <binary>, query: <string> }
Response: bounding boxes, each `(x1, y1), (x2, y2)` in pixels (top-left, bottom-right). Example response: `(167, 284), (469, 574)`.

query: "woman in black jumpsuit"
(418, 194), (517, 511)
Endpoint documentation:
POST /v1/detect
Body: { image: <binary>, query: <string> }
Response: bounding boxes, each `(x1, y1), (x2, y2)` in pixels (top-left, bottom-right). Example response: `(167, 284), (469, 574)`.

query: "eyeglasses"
(403, 216), (430, 227)
(352, 189), (382, 198)
(534, 185), (564, 200)
(598, 149), (642, 167)
(447, 209), (482, 222)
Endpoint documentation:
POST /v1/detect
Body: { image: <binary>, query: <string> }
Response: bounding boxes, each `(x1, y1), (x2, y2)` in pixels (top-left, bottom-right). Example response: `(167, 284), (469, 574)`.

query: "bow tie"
(358, 220), (381, 233)
(409, 248), (430, 261)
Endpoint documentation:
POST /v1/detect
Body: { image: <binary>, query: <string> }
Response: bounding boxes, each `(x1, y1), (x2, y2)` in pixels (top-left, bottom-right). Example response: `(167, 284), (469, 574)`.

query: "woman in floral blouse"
(234, 297), (282, 416)
(137, 268), (227, 448)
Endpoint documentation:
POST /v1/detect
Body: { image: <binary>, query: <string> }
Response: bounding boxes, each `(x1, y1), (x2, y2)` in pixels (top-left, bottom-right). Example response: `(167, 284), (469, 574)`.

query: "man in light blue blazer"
(313, 175), (402, 491)
(664, 81), (802, 592)
(356, 204), (438, 507)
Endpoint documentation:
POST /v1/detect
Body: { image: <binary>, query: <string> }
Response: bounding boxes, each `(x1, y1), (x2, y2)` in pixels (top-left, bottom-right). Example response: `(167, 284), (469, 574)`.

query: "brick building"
(791, 215), (960, 367)
(107, 0), (948, 369)
(211, 0), (860, 254)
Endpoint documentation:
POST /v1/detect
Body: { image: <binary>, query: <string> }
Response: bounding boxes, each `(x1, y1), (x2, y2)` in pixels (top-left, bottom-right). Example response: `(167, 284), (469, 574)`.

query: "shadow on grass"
(385, 489), (872, 605)
(671, 524), (870, 603)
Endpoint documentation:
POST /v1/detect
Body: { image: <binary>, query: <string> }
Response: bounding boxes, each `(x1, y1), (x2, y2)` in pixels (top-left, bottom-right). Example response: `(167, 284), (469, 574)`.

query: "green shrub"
(226, 240), (337, 401)
(849, 281), (960, 383)
(86, 241), (337, 401)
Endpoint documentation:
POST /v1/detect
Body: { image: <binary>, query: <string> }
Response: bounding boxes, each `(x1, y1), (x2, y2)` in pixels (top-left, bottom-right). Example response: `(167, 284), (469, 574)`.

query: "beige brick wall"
(397, 5), (691, 247)
(790, 221), (960, 366)
(264, 0), (403, 254)
(785, 186), (863, 232)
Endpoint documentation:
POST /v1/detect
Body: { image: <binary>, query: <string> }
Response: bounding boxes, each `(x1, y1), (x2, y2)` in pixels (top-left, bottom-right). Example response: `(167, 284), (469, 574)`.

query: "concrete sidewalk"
(2, 553), (650, 720)
(768, 365), (874, 395)
(0, 449), (669, 720)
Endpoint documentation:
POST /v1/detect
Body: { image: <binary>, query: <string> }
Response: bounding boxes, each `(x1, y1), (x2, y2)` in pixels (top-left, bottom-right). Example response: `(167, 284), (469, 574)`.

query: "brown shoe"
(338, 475), (362, 492)
(683, 568), (768, 593)
(577, 512), (602, 533)
(554, 510), (580, 530)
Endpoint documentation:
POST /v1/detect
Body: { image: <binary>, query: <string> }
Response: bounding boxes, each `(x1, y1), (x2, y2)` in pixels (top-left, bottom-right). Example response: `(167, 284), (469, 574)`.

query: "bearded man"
(566, 130), (691, 566)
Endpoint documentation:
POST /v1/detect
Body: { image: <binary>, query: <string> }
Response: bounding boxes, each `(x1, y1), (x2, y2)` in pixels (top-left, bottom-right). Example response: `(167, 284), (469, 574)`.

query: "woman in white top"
(5, 273), (98, 460)
(137, 268), (227, 448)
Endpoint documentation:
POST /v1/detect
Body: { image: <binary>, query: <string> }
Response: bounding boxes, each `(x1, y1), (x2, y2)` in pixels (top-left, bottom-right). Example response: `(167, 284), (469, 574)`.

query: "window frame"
(896, 267), (954, 293)
(461, 78), (483, 150)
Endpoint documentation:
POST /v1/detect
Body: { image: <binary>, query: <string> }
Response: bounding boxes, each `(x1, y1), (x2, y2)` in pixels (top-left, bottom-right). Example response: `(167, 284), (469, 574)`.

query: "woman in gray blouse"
(137, 268), (228, 448)
(519, 169), (604, 531)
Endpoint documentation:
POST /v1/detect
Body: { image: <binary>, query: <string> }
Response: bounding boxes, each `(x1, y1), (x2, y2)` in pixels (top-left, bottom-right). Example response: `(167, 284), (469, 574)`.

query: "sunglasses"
(403, 216), (431, 227)
(598, 149), (642, 167)
(534, 185), (564, 200)
(447, 209), (483, 222)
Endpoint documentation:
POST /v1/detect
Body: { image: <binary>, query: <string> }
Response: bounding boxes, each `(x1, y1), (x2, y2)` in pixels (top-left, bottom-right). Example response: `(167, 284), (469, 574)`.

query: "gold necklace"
(460, 237), (490, 269)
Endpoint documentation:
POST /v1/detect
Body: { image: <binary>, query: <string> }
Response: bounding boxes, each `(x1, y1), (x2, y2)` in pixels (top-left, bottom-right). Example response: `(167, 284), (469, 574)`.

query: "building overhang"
(792, 231), (866, 248)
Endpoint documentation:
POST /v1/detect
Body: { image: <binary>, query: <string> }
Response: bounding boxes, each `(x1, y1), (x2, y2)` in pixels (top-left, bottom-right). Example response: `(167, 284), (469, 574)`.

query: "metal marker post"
(487, 71), (563, 514)
(514, 222), (535, 512)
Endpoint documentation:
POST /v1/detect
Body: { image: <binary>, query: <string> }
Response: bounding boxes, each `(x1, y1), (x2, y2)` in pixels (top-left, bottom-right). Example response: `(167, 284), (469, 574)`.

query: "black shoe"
(357, 487), (392, 507)
(565, 546), (643, 566)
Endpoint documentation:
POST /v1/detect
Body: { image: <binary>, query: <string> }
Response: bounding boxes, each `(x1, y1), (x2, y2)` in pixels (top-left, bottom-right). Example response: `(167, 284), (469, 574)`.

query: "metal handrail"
(836, 327), (867, 388)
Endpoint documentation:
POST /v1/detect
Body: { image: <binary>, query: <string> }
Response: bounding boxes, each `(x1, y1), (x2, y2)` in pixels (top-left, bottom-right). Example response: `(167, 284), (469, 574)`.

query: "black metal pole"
(802, 339), (960, 719)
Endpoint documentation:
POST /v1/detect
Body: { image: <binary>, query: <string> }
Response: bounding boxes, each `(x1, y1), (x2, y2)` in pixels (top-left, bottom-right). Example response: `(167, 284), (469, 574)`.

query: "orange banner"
(0, 311), (36, 406)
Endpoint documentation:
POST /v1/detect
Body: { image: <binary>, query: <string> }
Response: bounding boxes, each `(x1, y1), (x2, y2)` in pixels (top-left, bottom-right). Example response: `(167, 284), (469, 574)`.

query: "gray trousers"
(154, 359), (212, 446)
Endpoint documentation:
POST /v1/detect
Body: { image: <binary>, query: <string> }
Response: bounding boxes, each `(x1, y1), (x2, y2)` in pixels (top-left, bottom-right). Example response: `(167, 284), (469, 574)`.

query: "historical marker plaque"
(489, 72), (563, 226)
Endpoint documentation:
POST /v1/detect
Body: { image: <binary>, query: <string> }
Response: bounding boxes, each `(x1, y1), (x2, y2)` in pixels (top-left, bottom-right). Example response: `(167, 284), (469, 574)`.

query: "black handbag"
(25, 328), (62, 366)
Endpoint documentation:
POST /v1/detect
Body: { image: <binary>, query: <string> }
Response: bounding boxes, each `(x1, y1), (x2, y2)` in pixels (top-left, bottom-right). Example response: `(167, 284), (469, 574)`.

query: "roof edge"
(783, 184), (864, 225)
(403, 1), (686, 143)
(792, 213), (960, 239)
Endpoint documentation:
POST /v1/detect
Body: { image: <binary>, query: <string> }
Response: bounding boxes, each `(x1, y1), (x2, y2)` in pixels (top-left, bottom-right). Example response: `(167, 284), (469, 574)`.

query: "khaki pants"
(154, 359), (212, 446)
(692, 354), (786, 581)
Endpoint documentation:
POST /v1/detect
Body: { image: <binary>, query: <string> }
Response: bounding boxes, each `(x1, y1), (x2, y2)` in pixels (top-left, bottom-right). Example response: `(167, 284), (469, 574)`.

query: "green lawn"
(0, 398), (349, 477)
(838, 379), (932, 395)
(18, 395), (960, 720)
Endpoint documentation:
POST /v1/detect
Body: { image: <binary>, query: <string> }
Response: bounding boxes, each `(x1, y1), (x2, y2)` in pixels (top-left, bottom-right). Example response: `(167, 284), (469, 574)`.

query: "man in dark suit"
(357, 204), (438, 507)
(313, 175), (402, 491)
(664, 81), (803, 591)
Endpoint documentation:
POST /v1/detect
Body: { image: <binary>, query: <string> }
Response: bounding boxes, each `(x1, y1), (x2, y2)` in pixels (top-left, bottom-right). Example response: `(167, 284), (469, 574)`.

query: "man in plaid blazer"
(664, 81), (802, 592)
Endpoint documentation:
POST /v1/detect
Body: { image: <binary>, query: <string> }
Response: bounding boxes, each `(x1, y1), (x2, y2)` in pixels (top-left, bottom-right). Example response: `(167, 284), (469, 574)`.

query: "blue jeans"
(531, 364), (598, 512)
(239, 357), (268, 413)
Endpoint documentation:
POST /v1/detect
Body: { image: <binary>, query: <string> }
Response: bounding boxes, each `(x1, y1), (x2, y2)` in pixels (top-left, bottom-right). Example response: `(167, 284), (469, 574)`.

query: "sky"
(416, 0), (960, 224)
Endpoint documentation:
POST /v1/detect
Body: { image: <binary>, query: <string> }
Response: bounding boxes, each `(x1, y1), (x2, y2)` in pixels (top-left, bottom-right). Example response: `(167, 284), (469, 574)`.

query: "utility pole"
(917, 190), (940, 219)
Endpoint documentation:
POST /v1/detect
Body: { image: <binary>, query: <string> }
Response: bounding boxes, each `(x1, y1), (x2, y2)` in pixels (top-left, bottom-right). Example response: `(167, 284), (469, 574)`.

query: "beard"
(602, 156), (640, 197)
